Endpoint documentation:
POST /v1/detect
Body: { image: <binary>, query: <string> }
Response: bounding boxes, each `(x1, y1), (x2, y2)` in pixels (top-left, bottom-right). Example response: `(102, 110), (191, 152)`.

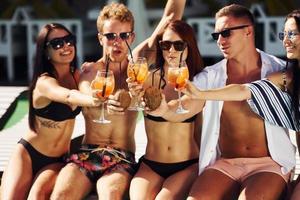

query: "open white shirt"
(193, 49), (296, 175)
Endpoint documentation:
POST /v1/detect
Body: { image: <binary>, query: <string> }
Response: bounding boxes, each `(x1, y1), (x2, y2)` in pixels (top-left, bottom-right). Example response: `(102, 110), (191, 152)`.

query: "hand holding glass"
(167, 61), (189, 114)
(90, 70), (115, 123)
(127, 57), (148, 110)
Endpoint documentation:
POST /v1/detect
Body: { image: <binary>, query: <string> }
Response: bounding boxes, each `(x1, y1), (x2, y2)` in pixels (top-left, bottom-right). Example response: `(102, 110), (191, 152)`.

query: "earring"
(47, 56), (50, 60)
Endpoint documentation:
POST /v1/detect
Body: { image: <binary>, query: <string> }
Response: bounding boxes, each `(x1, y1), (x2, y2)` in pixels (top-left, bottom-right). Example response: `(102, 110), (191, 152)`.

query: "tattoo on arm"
(38, 119), (61, 129)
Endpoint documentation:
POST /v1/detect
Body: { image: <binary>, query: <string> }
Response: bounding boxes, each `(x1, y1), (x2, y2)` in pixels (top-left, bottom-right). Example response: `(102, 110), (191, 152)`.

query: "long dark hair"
(155, 20), (204, 89)
(286, 10), (300, 122)
(28, 23), (77, 131)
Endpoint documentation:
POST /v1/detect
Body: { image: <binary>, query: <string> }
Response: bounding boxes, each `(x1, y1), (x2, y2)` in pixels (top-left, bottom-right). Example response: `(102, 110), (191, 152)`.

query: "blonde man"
(50, 1), (186, 199)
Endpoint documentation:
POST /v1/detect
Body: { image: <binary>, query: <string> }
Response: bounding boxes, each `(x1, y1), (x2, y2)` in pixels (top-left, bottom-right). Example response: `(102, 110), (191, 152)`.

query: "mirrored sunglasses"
(46, 34), (76, 50)
(211, 25), (249, 41)
(101, 32), (132, 41)
(159, 40), (187, 51)
(278, 30), (300, 40)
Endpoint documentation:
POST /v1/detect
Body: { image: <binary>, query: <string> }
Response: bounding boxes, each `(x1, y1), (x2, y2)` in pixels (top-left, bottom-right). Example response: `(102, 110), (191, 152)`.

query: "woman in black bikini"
(0, 23), (100, 199)
(129, 20), (204, 199)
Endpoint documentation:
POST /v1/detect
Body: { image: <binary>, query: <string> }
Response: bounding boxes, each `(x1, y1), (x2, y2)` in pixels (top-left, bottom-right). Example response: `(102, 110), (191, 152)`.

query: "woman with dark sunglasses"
(180, 9), (300, 200)
(0, 23), (100, 199)
(128, 20), (204, 199)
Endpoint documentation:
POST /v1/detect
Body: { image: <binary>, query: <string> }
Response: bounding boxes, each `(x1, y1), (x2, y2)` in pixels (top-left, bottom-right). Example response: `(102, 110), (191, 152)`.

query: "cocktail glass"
(90, 70), (115, 123)
(167, 61), (189, 114)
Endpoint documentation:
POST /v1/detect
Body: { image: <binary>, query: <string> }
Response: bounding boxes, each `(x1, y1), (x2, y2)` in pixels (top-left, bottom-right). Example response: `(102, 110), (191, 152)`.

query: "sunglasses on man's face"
(159, 40), (187, 51)
(278, 30), (300, 41)
(46, 34), (76, 50)
(101, 32), (133, 41)
(211, 25), (249, 41)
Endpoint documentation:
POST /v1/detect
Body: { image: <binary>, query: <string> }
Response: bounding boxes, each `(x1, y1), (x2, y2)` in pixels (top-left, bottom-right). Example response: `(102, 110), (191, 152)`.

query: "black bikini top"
(33, 73), (81, 121)
(34, 102), (81, 121)
(145, 114), (197, 123)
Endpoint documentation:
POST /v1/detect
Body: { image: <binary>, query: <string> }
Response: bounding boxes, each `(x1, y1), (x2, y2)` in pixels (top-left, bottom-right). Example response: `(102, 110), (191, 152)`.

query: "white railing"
(0, 3), (287, 83)
(0, 7), (83, 82)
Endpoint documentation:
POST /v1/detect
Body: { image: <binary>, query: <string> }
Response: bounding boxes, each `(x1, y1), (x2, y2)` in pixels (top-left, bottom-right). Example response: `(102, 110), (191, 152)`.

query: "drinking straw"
(178, 51), (183, 68)
(125, 40), (138, 78)
(102, 54), (110, 97)
(125, 40), (134, 63)
(104, 54), (110, 75)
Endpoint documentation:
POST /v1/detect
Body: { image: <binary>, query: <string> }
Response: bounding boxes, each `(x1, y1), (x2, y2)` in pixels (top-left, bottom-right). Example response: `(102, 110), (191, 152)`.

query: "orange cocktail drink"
(167, 61), (190, 114)
(127, 57), (148, 110)
(127, 58), (148, 84)
(167, 66), (189, 90)
(91, 75), (115, 98)
(90, 70), (115, 123)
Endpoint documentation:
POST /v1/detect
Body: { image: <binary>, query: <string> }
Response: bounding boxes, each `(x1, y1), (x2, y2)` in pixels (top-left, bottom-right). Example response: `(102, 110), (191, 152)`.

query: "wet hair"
(155, 20), (204, 89)
(285, 9), (300, 122)
(28, 23), (77, 131)
(97, 2), (134, 33)
(216, 4), (255, 25)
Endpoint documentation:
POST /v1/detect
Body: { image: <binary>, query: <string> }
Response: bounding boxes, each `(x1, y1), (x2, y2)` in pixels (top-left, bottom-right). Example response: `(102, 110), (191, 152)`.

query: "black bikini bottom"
(139, 156), (198, 178)
(18, 138), (65, 176)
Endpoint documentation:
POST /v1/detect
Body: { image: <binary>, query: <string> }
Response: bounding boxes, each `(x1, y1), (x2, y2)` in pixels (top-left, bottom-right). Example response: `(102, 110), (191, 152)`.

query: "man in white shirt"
(151, 4), (295, 199)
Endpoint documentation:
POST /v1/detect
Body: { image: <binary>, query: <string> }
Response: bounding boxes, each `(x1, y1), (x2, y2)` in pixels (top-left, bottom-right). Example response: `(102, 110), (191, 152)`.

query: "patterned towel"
(246, 79), (300, 131)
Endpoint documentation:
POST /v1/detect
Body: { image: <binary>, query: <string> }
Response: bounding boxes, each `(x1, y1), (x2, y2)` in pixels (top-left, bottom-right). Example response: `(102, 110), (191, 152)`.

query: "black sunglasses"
(211, 25), (249, 41)
(101, 32), (133, 41)
(159, 40), (187, 51)
(46, 34), (76, 50)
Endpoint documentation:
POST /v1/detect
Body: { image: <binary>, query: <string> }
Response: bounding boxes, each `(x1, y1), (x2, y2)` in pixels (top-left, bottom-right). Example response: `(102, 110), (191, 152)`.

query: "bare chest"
(219, 101), (268, 157)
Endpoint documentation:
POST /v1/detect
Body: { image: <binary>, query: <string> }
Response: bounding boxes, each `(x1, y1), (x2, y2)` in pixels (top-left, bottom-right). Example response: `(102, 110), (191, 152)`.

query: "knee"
(28, 183), (52, 200)
(156, 190), (190, 200)
(98, 184), (126, 198)
(186, 197), (197, 200)
(130, 189), (149, 200)
(51, 186), (90, 200)
(155, 192), (173, 200)
(187, 196), (211, 200)
(187, 183), (213, 200)
(98, 179), (130, 200)
(187, 192), (212, 200)
(27, 192), (48, 200)
(50, 188), (73, 200)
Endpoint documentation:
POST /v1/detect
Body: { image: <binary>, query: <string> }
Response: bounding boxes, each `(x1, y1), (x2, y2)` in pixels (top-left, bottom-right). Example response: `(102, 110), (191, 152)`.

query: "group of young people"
(0, 0), (300, 199)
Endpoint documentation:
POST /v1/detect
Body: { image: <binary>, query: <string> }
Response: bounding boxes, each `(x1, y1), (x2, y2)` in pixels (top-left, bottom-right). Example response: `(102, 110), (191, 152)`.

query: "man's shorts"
(67, 144), (137, 183)
(206, 157), (290, 183)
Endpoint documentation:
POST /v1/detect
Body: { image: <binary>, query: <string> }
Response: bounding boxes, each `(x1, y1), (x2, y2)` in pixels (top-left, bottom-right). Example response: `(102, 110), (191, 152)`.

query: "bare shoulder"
(266, 71), (282, 81)
(80, 61), (104, 81)
(266, 70), (287, 90)
(34, 75), (59, 104)
(36, 74), (58, 89)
